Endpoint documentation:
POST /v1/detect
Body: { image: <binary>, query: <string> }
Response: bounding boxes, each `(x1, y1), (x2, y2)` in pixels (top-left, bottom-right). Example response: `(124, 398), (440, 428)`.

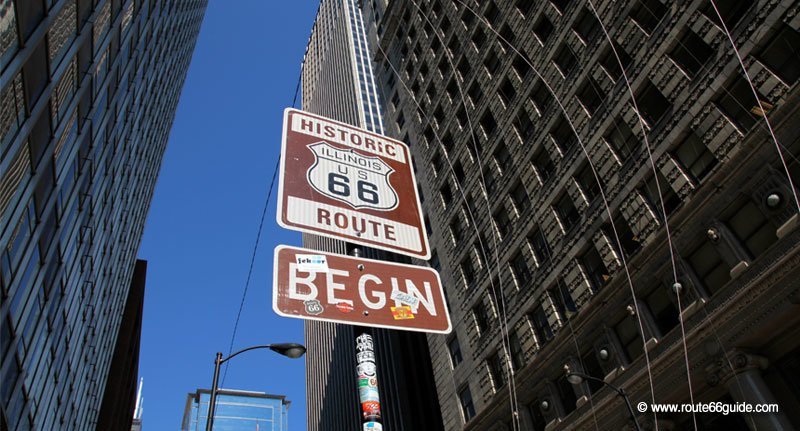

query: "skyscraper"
(372, 0), (800, 430)
(181, 388), (290, 431)
(0, 0), (206, 429)
(300, 1), (444, 430)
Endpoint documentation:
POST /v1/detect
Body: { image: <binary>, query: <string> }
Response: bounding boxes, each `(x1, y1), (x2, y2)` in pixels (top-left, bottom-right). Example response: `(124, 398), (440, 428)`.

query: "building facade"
(300, 1), (445, 430)
(181, 388), (290, 431)
(372, 0), (800, 430)
(0, 0), (206, 430)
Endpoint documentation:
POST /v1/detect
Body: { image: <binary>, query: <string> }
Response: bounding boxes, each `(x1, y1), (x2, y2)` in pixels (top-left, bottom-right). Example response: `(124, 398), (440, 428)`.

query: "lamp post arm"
(571, 373), (641, 431)
(220, 345), (275, 364)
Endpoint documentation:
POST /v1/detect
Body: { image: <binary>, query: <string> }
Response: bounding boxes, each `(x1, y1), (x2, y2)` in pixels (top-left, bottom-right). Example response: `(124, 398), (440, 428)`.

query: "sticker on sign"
(272, 245), (451, 334)
(277, 109), (430, 259)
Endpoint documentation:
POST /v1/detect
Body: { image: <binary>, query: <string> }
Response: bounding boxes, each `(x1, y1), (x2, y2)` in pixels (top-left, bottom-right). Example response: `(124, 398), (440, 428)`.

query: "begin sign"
(272, 245), (451, 334)
(277, 109), (430, 259)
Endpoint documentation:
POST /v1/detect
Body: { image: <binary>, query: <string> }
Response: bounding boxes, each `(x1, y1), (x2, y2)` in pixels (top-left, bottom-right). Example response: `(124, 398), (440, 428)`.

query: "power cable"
(219, 71), (302, 385)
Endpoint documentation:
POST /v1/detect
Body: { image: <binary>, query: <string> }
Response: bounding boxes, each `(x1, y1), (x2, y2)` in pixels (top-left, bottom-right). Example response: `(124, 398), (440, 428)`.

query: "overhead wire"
(583, 1), (696, 428)
(370, 1), (524, 427)
(452, 0), (660, 427)
(219, 73), (303, 385)
(403, 1), (524, 427)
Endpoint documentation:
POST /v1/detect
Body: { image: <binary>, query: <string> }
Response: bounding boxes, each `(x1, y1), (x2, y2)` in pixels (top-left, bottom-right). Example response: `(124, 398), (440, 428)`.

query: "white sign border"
(272, 244), (452, 334)
(276, 108), (431, 260)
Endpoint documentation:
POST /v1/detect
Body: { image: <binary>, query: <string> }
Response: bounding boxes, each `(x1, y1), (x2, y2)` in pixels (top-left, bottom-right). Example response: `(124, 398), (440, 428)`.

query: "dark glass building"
(300, 1), (444, 430)
(0, 1), (206, 430)
(371, 0), (800, 430)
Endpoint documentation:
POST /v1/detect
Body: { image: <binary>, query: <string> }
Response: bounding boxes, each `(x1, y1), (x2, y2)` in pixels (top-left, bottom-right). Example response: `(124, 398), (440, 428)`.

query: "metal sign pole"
(352, 248), (383, 431)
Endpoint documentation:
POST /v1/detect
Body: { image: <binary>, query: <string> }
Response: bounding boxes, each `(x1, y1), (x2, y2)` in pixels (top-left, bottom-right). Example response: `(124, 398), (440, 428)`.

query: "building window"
(598, 41), (632, 81)
(455, 107), (467, 129)
(509, 332), (525, 371)
(531, 148), (555, 185)
(549, 280), (577, 320)
(510, 181), (530, 214)
(483, 1), (501, 27)
(726, 200), (778, 259)
(493, 142), (511, 174)
(555, 193), (580, 233)
(499, 77), (517, 108)
(459, 386), (476, 422)
(499, 24), (516, 51)
(431, 152), (443, 177)
(529, 304), (554, 345)
(629, 0), (667, 35)
(669, 27), (714, 78)
(550, 0), (570, 15)
(457, 56), (472, 81)
(607, 211), (640, 257)
(448, 335), (463, 368)
(483, 165), (498, 195)
(514, 109), (535, 143)
(467, 81), (483, 106)
(700, 1), (751, 30)
(512, 55), (530, 80)
(556, 374), (578, 414)
(479, 111), (497, 140)
(533, 14), (554, 44)
(640, 171), (681, 219)
(715, 73), (772, 133)
(528, 227), (551, 265)
(471, 28), (486, 51)
(572, 7), (600, 44)
(488, 351), (506, 391)
(483, 50), (502, 77)
(461, 257), (476, 288)
(530, 79), (553, 116)
(493, 208), (512, 240)
(672, 131), (718, 181)
(757, 23), (800, 85)
(614, 315), (643, 362)
(552, 43), (578, 78)
(576, 76), (605, 116)
(440, 183), (453, 209)
(580, 246), (610, 290)
(574, 162), (600, 203)
(449, 219), (462, 245)
(645, 286), (679, 336)
(550, 114), (578, 154)
(516, 0), (534, 18)
(581, 349), (606, 393)
(635, 80), (671, 129)
(510, 251), (532, 287)
(473, 301), (490, 335)
(452, 160), (465, 185)
(688, 241), (731, 295)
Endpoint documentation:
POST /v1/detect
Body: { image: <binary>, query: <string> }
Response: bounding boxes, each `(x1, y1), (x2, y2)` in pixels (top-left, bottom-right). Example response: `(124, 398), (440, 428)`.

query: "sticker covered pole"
(352, 247), (382, 431)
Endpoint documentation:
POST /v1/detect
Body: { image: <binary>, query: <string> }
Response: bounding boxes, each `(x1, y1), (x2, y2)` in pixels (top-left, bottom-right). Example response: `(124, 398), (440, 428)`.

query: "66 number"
(328, 173), (379, 204)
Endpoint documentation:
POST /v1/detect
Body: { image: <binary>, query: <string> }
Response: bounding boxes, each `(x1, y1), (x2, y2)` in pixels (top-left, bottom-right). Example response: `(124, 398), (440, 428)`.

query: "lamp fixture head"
(269, 343), (307, 359)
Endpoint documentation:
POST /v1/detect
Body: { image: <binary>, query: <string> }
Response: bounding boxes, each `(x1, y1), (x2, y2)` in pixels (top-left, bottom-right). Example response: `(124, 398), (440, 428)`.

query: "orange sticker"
(390, 306), (415, 320)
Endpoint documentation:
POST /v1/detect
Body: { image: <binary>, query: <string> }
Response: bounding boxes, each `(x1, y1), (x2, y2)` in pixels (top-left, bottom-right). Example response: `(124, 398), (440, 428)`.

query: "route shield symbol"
(307, 142), (398, 211)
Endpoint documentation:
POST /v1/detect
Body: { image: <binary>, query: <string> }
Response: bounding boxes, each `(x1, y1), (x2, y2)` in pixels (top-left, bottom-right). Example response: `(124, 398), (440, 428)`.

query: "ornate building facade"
(371, 0), (800, 429)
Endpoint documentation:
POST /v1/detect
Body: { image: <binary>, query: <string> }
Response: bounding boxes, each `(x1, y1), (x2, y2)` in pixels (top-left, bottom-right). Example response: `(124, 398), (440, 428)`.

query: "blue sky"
(137, 1), (320, 429)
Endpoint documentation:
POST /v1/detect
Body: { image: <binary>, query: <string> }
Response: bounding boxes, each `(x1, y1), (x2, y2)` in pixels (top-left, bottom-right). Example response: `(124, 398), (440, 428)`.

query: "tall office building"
(181, 388), (290, 431)
(300, 1), (444, 430)
(0, 1), (206, 430)
(373, 0), (800, 430)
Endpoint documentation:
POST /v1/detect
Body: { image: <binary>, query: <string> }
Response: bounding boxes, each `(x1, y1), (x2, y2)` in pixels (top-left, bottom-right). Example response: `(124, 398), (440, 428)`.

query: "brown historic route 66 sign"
(277, 108), (430, 259)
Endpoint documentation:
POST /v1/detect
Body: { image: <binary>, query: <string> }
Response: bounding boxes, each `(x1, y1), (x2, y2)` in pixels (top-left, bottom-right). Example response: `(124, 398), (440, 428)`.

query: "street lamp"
(206, 343), (306, 431)
(565, 370), (641, 431)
